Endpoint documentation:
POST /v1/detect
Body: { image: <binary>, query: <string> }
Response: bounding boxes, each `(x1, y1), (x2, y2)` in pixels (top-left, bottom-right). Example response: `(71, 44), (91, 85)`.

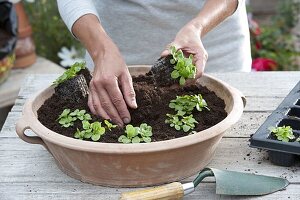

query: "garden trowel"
(120, 168), (289, 200)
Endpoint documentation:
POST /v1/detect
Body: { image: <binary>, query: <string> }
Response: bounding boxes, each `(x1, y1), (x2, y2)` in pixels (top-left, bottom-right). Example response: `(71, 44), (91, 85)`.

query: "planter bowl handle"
(16, 117), (45, 146)
(230, 86), (246, 108)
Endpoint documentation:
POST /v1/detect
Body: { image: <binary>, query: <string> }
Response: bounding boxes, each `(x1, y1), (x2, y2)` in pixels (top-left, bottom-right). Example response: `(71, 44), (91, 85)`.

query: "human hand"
(88, 37), (137, 127)
(161, 21), (208, 79)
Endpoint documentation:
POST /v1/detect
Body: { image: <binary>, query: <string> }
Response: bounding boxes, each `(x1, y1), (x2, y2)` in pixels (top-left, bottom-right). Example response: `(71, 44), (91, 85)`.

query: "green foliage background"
(24, 0), (82, 64)
(250, 0), (300, 70)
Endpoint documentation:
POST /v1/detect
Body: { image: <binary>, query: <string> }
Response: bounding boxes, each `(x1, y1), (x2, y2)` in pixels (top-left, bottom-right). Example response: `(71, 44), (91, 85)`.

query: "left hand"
(161, 21), (208, 79)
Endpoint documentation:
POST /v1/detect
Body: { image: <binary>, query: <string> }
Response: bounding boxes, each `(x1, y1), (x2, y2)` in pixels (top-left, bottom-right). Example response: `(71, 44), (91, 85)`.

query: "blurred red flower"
(252, 58), (277, 71)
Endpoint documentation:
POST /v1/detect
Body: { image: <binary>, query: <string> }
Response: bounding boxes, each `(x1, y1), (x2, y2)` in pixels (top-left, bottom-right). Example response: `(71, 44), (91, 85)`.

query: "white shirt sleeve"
(57, 0), (100, 37)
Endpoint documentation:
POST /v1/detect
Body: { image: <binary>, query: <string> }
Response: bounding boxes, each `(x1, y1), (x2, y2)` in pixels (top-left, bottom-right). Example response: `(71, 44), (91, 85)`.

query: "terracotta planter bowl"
(16, 66), (245, 187)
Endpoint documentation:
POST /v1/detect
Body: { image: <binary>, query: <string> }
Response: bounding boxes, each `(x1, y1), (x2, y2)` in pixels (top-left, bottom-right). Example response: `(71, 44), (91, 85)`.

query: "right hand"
(88, 36), (137, 127)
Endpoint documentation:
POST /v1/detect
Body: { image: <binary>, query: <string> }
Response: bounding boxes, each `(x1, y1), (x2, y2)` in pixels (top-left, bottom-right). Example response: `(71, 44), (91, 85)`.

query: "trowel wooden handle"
(120, 182), (184, 200)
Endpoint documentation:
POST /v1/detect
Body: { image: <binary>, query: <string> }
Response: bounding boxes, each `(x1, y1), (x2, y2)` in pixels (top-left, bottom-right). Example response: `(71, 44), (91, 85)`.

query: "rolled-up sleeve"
(57, 0), (100, 37)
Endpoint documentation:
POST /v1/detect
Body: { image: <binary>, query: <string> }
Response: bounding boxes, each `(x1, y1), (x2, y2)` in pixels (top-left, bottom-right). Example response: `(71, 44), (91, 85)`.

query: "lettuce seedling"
(53, 62), (86, 86)
(269, 126), (295, 142)
(104, 120), (118, 131)
(118, 123), (153, 144)
(58, 109), (76, 127)
(138, 123), (153, 143)
(169, 46), (197, 85)
(169, 94), (209, 115)
(70, 109), (92, 121)
(74, 121), (105, 141)
(58, 108), (91, 128)
(74, 128), (85, 140)
(165, 114), (198, 132)
(90, 122), (106, 141)
(118, 125), (139, 144)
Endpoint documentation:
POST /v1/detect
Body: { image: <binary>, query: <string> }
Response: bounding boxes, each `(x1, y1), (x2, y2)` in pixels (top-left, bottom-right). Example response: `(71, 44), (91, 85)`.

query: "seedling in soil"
(166, 94), (208, 132)
(104, 120), (118, 131)
(58, 109), (76, 127)
(165, 114), (198, 132)
(169, 94), (209, 115)
(169, 46), (197, 85)
(138, 123), (153, 143)
(269, 126), (295, 142)
(58, 108), (91, 127)
(53, 62), (86, 86)
(74, 121), (106, 141)
(70, 109), (92, 121)
(118, 123), (153, 144)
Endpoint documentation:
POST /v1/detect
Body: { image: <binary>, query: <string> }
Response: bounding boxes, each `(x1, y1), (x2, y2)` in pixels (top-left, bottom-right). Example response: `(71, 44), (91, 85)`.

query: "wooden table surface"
(0, 57), (64, 108)
(1, 72), (299, 200)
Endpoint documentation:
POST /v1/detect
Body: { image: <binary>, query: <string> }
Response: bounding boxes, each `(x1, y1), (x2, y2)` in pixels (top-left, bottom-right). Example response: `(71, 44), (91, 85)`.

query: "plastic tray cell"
(250, 81), (300, 166)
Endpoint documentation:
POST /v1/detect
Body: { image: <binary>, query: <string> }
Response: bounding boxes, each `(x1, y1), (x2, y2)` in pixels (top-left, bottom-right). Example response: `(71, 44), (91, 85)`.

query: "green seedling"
(70, 109), (92, 121)
(169, 46), (197, 85)
(165, 114), (198, 132)
(138, 123), (153, 143)
(58, 108), (91, 128)
(90, 122), (106, 141)
(104, 120), (118, 131)
(169, 94), (209, 115)
(166, 94), (208, 132)
(119, 125), (139, 144)
(74, 128), (85, 140)
(269, 126), (295, 142)
(118, 123), (153, 144)
(53, 62), (86, 86)
(74, 121), (105, 142)
(58, 109), (76, 127)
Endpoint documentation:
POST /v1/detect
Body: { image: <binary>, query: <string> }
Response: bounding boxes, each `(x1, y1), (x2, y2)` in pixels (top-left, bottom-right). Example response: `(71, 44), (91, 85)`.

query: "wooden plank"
(210, 72), (300, 97)
(0, 138), (299, 183)
(0, 111), (271, 138)
(0, 182), (299, 200)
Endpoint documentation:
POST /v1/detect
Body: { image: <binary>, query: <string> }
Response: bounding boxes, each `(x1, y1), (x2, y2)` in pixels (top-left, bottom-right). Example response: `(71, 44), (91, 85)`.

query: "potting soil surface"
(38, 73), (227, 143)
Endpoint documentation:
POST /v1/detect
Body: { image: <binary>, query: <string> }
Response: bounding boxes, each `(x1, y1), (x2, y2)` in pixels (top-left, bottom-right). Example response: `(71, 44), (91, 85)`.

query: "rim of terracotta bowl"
(19, 73), (245, 154)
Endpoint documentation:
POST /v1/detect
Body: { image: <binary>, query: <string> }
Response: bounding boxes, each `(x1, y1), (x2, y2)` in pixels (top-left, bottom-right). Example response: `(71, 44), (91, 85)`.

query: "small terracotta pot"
(13, 1), (36, 68)
(16, 66), (245, 187)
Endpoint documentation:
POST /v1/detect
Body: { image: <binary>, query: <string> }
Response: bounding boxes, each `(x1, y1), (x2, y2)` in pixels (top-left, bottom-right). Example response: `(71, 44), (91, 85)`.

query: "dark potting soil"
(37, 72), (227, 143)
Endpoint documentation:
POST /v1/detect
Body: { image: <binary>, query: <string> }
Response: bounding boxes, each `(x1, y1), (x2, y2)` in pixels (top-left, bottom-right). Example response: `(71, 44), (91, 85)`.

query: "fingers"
(105, 80), (131, 125)
(88, 82), (110, 119)
(91, 75), (131, 126)
(120, 71), (137, 109)
(87, 89), (96, 115)
(99, 86), (124, 126)
(193, 50), (208, 79)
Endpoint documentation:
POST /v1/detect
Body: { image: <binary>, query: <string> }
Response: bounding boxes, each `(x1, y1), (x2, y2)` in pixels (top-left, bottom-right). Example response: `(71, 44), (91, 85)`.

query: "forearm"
(191, 0), (239, 37)
(72, 14), (110, 62)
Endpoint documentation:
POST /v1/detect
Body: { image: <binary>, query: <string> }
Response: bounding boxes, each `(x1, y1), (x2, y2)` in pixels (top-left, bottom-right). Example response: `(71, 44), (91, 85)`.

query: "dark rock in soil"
(37, 72), (227, 143)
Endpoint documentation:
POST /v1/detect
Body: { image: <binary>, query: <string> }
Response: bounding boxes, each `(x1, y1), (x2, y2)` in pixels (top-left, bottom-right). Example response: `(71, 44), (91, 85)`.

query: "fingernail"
(132, 100), (138, 108)
(123, 117), (130, 124)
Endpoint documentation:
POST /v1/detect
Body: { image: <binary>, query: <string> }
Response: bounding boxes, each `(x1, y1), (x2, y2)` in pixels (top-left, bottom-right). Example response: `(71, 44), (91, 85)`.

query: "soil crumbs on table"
(38, 74), (227, 143)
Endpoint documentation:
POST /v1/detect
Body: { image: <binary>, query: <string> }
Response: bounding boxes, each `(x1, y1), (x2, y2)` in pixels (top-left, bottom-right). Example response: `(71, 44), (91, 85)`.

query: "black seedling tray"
(250, 81), (300, 167)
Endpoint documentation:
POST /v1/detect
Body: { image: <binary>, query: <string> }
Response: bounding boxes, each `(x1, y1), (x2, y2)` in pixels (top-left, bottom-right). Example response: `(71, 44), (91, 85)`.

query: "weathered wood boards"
(1, 72), (299, 200)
